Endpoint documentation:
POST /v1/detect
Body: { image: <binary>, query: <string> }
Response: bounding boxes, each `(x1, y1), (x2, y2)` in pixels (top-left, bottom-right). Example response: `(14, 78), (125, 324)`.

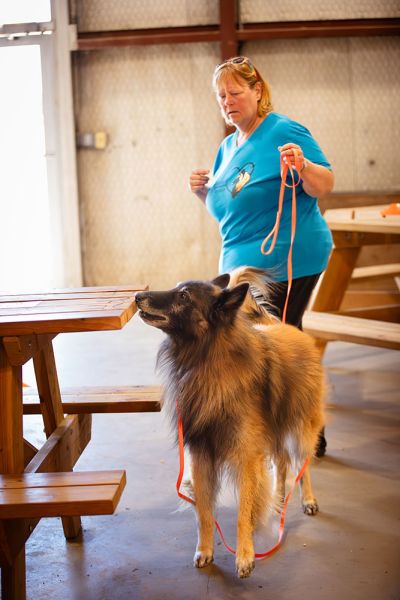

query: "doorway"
(0, 42), (53, 290)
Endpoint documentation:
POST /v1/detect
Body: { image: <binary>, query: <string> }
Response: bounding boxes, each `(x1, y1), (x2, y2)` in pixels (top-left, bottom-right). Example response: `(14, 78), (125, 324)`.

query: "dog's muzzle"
(135, 292), (167, 323)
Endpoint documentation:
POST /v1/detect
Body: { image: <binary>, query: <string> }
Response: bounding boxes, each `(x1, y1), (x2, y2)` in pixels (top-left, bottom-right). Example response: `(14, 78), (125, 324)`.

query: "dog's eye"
(179, 290), (190, 302)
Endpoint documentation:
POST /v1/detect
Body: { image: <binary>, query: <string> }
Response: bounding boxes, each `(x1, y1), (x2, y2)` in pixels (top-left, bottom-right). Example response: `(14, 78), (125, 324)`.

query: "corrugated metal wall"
(74, 1), (400, 288)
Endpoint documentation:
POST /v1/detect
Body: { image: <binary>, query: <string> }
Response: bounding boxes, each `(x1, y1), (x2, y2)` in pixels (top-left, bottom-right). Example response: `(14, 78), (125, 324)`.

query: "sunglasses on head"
(216, 56), (255, 70)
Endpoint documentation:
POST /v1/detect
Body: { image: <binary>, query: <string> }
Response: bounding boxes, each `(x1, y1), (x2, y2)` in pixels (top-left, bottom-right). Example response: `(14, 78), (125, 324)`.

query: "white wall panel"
(245, 36), (400, 192)
(240, 0), (400, 22)
(351, 37), (400, 191)
(77, 0), (218, 31)
(76, 43), (222, 288)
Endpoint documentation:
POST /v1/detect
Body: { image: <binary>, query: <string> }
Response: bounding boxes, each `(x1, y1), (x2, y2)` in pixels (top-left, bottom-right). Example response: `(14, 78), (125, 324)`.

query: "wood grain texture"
(23, 385), (163, 414)
(311, 247), (361, 312)
(24, 415), (92, 475)
(0, 471), (126, 519)
(303, 311), (400, 350)
(0, 347), (24, 474)
(324, 205), (400, 235)
(0, 286), (147, 336)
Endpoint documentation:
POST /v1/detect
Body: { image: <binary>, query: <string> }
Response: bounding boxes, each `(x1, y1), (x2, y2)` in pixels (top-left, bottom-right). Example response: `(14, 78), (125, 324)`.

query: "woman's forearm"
(301, 161), (334, 198)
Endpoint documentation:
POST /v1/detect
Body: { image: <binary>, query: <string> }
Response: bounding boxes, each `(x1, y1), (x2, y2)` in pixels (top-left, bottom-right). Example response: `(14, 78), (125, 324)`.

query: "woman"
(189, 56), (334, 455)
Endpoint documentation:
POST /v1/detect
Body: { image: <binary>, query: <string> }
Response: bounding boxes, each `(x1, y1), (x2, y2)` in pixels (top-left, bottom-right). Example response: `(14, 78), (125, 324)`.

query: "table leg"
(32, 335), (82, 539)
(0, 345), (26, 600)
(1, 548), (26, 600)
(310, 246), (361, 355)
(312, 247), (361, 312)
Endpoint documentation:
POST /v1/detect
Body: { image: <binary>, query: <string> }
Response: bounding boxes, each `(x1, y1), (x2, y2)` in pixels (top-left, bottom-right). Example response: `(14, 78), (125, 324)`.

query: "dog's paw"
(302, 499), (319, 515)
(236, 556), (255, 578)
(193, 550), (214, 569)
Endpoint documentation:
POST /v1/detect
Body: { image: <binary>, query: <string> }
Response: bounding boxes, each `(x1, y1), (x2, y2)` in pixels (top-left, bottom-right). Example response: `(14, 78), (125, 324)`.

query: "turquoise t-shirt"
(205, 112), (333, 281)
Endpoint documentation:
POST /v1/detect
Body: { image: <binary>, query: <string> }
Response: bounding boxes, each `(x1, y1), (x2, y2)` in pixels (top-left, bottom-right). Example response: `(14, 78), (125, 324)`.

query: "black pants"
(266, 272), (327, 456)
(268, 273), (321, 329)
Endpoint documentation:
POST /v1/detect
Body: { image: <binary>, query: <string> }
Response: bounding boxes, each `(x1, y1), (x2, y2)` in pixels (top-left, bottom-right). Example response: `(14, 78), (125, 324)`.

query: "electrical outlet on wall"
(77, 131), (108, 149)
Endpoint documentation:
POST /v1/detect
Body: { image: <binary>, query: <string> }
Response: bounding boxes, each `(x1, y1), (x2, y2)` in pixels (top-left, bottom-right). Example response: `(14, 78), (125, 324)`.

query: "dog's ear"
(211, 273), (230, 289)
(218, 282), (249, 312)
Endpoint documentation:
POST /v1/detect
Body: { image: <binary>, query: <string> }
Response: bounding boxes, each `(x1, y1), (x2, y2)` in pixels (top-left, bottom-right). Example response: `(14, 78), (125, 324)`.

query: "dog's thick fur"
(135, 267), (325, 578)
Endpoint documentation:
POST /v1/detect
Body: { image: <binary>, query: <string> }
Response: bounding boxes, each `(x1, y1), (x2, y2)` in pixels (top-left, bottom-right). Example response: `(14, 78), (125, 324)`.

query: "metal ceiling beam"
(77, 18), (400, 51)
(77, 25), (220, 50)
(219, 0), (238, 61)
(238, 18), (400, 40)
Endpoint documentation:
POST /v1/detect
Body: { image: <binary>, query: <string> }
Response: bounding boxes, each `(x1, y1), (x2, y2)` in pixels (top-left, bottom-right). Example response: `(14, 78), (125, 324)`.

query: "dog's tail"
(228, 266), (279, 325)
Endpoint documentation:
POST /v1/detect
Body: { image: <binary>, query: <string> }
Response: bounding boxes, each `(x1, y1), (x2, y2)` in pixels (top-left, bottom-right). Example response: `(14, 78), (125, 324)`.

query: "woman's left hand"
(278, 142), (334, 197)
(278, 143), (307, 172)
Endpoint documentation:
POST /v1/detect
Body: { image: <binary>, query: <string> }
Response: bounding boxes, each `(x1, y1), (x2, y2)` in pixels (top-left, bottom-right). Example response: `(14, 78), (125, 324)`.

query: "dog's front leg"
(191, 452), (216, 568)
(235, 456), (264, 578)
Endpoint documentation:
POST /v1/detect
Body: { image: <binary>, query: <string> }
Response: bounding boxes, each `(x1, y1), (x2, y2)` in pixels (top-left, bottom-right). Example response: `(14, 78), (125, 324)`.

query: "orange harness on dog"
(175, 149), (311, 560)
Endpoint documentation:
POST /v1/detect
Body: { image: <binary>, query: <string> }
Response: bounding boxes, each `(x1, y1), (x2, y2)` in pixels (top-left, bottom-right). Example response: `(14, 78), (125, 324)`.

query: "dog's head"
(135, 274), (249, 339)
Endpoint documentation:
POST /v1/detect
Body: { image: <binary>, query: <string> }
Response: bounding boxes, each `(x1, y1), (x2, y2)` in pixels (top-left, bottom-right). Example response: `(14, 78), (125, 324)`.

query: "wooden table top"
(324, 204), (400, 234)
(0, 285), (146, 336)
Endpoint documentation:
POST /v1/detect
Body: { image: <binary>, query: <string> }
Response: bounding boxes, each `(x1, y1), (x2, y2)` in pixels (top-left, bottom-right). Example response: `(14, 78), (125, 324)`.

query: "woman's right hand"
(189, 169), (210, 201)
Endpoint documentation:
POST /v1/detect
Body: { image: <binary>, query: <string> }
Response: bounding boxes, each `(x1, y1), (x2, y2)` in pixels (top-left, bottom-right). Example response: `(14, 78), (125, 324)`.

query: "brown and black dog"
(135, 267), (325, 578)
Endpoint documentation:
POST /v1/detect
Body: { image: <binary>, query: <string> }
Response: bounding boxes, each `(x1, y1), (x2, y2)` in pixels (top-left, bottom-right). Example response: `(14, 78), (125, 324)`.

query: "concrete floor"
(18, 316), (400, 600)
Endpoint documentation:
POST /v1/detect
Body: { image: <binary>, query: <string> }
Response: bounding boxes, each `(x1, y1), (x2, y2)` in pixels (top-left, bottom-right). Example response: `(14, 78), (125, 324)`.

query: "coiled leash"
(261, 148), (302, 324)
(175, 148), (311, 559)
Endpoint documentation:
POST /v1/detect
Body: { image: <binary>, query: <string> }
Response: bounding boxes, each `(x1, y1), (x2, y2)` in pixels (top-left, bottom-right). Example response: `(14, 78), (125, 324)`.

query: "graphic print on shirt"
(215, 162), (255, 198)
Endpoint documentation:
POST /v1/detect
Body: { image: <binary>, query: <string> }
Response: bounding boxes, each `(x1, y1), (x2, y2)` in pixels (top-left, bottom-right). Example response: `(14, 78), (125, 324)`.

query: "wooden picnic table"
(0, 285), (147, 600)
(304, 204), (400, 350)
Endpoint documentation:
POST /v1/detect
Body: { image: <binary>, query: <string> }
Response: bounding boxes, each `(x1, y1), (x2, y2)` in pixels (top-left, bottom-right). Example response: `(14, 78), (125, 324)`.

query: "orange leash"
(175, 151), (309, 559)
(261, 149), (302, 324)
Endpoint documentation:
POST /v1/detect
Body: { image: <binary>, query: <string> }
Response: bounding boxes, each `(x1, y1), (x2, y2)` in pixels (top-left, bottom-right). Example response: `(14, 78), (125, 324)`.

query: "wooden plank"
(23, 441), (37, 468)
(0, 297), (136, 316)
(24, 414), (92, 474)
(318, 192), (398, 214)
(311, 247), (361, 312)
(0, 309), (136, 336)
(2, 334), (57, 367)
(0, 547), (25, 599)
(303, 311), (400, 350)
(0, 286), (147, 336)
(23, 385), (163, 414)
(33, 336), (65, 432)
(0, 347), (24, 475)
(340, 290), (400, 309)
(0, 471), (126, 519)
(351, 263), (400, 279)
(348, 277), (399, 292)
(1, 470), (125, 489)
(33, 337), (81, 539)
(337, 305), (400, 323)
(0, 345), (26, 592)
(332, 230), (400, 248)
(324, 206), (400, 234)
(0, 286), (146, 301)
(0, 414), (92, 566)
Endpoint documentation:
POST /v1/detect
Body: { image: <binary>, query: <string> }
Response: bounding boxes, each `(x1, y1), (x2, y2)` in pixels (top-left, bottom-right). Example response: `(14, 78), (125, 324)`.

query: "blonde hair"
(212, 56), (273, 120)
